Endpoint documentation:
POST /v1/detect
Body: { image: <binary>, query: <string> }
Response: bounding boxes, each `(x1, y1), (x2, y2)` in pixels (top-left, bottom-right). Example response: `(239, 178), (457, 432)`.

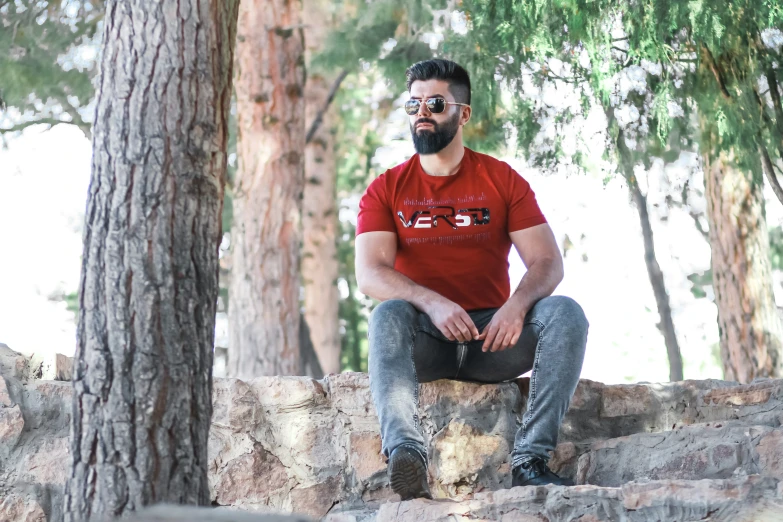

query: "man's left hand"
(477, 299), (527, 352)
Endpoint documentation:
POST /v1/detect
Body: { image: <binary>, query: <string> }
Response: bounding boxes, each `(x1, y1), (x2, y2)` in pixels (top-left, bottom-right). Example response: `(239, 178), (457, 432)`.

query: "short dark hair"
(405, 59), (471, 105)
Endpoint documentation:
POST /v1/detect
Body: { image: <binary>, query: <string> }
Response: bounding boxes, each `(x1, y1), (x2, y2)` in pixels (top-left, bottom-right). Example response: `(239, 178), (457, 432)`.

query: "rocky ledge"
(1, 343), (782, 521)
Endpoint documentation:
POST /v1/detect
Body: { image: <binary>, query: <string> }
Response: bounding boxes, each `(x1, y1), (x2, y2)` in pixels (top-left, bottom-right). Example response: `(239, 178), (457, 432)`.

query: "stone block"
(348, 431), (385, 483)
(578, 424), (783, 487)
(39, 353), (73, 381)
(0, 492), (46, 522)
(0, 403), (24, 448)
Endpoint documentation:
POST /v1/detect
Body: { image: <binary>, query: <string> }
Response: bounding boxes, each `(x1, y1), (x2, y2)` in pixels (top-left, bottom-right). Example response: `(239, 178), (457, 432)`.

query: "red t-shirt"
(356, 148), (547, 311)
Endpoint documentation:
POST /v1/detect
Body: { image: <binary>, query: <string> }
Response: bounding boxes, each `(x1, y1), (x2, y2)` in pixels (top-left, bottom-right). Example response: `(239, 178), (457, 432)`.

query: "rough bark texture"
(616, 127), (684, 382)
(703, 149), (783, 382)
(302, 0), (341, 375)
(63, 1), (239, 520)
(228, 0), (306, 379)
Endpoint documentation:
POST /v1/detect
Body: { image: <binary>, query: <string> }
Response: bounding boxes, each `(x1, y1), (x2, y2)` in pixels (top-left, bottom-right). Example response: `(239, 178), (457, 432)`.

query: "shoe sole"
(389, 448), (433, 501)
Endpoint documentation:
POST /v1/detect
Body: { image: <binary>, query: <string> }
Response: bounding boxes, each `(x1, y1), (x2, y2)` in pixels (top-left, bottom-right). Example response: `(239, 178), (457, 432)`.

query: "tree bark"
(703, 148), (783, 382)
(302, 0), (341, 375)
(228, 0), (306, 378)
(63, 1), (239, 519)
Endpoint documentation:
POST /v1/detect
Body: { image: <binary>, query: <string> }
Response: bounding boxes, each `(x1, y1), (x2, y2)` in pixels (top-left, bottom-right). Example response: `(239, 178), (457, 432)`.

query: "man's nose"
(417, 102), (431, 117)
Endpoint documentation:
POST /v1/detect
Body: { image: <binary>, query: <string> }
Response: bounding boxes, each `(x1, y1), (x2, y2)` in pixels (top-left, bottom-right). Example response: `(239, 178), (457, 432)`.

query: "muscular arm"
(355, 231), (479, 341)
(479, 223), (564, 351)
(507, 225), (564, 312)
(355, 231), (439, 309)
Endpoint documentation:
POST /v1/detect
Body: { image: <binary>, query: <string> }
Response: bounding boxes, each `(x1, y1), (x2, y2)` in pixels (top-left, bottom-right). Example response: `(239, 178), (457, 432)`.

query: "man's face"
(408, 79), (466, 155)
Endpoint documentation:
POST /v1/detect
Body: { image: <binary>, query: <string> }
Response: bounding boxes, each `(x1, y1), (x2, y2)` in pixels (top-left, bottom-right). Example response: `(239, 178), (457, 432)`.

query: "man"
(355, 59), (588, 501)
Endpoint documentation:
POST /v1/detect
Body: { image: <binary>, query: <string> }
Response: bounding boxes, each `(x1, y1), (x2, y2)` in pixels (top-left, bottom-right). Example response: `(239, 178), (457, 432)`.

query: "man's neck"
(418, 139), (465, 177)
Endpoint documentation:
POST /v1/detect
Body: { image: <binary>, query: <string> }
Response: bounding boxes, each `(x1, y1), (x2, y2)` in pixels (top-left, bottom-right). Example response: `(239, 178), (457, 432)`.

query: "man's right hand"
(425, 297), (480, 343)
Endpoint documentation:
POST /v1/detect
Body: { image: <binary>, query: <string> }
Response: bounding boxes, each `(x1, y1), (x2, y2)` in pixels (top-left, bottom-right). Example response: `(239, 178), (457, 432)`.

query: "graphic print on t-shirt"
(396, 193), (493, 246)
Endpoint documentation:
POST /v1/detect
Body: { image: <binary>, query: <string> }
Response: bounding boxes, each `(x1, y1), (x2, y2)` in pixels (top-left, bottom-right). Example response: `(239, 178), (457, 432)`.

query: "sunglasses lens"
(427, 98), (446, 113)
(404, 100), (420, 115)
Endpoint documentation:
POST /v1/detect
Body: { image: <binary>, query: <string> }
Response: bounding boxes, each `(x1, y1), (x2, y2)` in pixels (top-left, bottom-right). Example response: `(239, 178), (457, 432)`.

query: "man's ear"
(461, 106), (472, 126)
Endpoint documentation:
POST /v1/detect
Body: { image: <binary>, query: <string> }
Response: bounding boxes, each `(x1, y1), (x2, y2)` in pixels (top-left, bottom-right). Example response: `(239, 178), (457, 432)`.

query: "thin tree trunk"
(64, 1), (239, 519)
(302, 0), (341, 374)
(625, 169), (685, 381)
(228, 0), (306, 378)
(702, 147), (783, 382)
(614, 121), (685, 381)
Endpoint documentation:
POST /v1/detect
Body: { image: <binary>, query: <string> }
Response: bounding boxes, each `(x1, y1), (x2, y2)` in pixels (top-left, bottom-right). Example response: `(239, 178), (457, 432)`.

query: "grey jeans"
(367, 295), (588, 470)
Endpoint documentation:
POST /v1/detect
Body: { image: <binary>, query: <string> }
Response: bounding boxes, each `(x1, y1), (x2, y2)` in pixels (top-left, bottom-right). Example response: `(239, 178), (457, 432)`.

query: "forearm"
(358, 265), (442, 312)
(508, 257), (564, 313)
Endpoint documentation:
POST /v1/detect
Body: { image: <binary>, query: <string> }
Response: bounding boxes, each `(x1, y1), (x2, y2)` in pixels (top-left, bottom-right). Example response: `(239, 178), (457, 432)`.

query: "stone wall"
(2, 343), (783, 521)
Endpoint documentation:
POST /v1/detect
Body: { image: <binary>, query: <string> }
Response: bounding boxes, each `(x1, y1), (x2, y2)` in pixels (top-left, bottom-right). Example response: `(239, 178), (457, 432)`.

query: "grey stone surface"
(577, 423), (783, 487)
(2, 341), (782, 521)
(118, 505), (312, 521)
(374, 476), (783, 522)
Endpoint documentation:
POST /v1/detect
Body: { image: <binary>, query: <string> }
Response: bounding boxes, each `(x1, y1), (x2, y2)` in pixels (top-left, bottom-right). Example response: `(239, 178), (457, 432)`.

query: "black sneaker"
(388, 446), (433, 500)
(511, 457), (574, 487)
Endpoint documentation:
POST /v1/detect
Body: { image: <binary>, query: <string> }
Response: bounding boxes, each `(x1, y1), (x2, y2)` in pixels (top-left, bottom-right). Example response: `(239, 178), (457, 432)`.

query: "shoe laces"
(521, 458), (559, 478)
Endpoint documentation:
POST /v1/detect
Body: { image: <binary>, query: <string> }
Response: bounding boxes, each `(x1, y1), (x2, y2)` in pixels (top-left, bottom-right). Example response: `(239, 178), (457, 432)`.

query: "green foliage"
(0, 1), (102, 138)
(770, 225), (783, 270)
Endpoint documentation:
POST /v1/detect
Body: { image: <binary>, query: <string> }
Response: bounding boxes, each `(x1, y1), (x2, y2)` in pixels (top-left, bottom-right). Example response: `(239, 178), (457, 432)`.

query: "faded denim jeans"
(368, 295), (588, 470)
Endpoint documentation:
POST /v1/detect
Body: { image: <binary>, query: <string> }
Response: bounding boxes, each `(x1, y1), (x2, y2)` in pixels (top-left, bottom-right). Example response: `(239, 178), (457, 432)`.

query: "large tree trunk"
(302, 0), (341, 375)
(703, 149), (783, 382)
(63, 1), (239, 519)
(228, 0), (306, 378)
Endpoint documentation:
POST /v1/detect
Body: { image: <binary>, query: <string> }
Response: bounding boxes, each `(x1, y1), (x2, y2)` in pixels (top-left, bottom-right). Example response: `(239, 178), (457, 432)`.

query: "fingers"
(457, 310), (480, 341)
(482, 324), (522, 352)
(481, 323), (499, 352)
(452, 317), (473, 343)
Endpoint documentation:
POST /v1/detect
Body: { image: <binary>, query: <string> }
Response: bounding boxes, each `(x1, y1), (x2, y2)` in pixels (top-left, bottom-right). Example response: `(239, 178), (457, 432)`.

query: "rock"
(0, 375), (24, 452)
(578, 424), (783, 486)
(0, 343), (32, 381)
(39, 354), (73, 381)
(0, 375), (13, 406)
(211, 442), (290, 508)
(290, 475), (343, 518)
(0, 403), (24, 448)
(429, 419), (509, 499)
(118, 504), (312, 521)
(374, 476), (782, 522)
(348, 432), (386, 483)
(20, 437), (70, 486)
(3, 371), (783, 522)
(0, 492), (47, 522)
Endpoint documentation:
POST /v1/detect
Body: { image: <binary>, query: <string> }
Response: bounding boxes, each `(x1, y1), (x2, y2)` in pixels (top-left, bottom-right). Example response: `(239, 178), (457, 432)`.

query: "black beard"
(410, 112), (460, 154)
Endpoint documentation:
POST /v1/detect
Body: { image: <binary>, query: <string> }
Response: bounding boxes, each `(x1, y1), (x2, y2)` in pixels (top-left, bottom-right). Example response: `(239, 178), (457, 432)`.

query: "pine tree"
(63, 0), (239, 518)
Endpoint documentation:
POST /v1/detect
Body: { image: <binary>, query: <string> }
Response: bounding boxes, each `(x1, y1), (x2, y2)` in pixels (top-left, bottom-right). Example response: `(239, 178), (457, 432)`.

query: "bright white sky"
(1, 99), (782, 384)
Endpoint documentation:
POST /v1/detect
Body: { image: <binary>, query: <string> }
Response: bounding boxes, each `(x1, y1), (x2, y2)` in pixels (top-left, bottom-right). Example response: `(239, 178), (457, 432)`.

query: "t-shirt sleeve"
(507, 165), (548, 232)
(356, 174), (396, 235)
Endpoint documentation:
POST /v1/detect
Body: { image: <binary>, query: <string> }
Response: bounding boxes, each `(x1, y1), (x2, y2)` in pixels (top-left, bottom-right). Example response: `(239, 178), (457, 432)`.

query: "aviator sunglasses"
(404, 97), (470, 115)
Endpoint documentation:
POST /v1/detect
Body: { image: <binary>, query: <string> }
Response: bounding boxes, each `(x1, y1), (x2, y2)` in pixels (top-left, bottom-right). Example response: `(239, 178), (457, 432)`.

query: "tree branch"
(700, 44), (731, 100)
(0, 117), (72, 135)
(681, 181), (710, 242)
(759, 142), (783, 206)
(305, 68), (348, 145)
(764, 67), (783, 137)
(61, 105), (92, 140)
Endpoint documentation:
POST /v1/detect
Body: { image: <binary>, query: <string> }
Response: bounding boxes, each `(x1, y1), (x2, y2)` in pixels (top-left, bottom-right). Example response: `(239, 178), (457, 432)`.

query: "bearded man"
(355, 59), (589, 500)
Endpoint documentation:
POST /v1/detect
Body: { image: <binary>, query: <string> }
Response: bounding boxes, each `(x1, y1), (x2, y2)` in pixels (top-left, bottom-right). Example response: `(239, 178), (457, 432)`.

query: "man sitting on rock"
(354, 59), (589, 500)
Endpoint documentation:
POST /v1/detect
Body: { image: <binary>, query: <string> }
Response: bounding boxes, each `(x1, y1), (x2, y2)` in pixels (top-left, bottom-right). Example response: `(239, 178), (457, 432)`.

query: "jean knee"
(547, 296), (588, 343)
(370, 299), (417, 333)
